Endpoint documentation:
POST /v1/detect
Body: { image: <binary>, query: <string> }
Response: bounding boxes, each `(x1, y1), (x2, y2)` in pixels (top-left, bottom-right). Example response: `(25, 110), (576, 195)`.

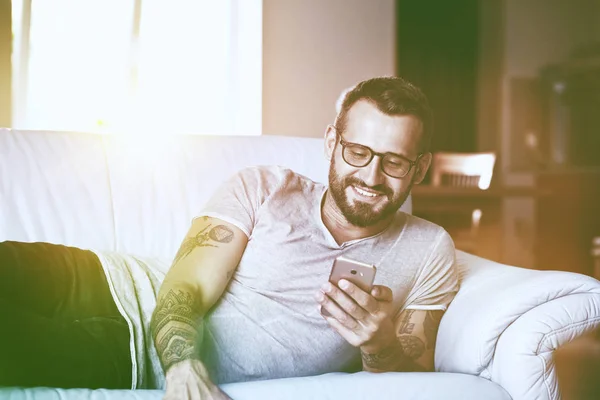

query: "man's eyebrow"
(384, 150), (410, 159)
(347, 138), (415, 160)
(380, 149), (417, 161)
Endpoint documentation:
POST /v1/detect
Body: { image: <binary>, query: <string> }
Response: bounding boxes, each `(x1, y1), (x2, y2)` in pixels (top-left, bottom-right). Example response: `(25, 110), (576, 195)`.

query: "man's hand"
(164, 359), (232, 400)
(316, 279), (396, 353)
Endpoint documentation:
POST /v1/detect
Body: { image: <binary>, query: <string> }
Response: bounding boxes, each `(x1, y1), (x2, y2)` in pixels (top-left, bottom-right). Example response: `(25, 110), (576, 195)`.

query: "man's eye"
(386, 159), (404, 167)
(350, 149), (368, 157)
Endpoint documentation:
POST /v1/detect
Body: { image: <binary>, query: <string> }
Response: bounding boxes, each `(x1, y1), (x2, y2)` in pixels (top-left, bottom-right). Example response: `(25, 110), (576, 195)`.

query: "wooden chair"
(429, 152), (497, 254)
(593, 236), (600, 280)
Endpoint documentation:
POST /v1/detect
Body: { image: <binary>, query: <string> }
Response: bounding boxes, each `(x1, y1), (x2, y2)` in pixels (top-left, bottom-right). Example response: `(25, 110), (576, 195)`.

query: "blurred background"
(0, 0), (599, 277)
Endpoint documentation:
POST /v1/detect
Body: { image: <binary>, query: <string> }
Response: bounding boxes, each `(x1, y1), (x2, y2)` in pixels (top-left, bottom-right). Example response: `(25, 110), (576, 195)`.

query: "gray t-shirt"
(199, 165), (458, 384)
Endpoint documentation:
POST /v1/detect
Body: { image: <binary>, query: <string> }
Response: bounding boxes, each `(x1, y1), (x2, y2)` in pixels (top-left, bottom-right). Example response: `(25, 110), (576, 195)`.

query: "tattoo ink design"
(424, 311), (444, 350)
(208, 225), (234, 242)
(397, 309), (415, 335)
(151, 289), (202, 371)
(361, 347), (400, 369)
(173, 224), (234, 265)
(398, 335), (426, 359)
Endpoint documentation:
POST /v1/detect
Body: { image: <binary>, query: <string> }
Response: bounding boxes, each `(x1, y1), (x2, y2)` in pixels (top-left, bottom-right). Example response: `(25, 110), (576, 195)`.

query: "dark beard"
(328, 161), (412, 227)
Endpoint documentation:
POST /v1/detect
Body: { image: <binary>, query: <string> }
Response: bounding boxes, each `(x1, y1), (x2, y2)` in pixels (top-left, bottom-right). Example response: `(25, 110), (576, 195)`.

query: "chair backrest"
(593, 236), (600, 280)
(431, 152), (496, 190)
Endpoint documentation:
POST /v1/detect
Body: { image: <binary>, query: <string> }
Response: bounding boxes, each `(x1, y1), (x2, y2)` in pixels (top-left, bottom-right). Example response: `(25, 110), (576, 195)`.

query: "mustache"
(344, 176), (392, 196)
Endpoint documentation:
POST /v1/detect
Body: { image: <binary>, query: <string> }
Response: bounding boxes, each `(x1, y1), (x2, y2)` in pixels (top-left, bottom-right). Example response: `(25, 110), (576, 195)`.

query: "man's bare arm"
(152, 287), (202, 372)
(361, 309), (444, 372)
(150, 217), (248, 373)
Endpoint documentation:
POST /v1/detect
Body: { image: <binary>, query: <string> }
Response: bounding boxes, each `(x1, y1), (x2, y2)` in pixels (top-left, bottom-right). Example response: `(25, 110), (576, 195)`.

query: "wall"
(497, 0), (600, 267)
(476, 0), (503, 153)
(477, 0), (600, 176)
(262, 0), (395, 138)
(504, 0), (599, 78)
(501, 0), (600, 179)
(0, 0), (11, 127)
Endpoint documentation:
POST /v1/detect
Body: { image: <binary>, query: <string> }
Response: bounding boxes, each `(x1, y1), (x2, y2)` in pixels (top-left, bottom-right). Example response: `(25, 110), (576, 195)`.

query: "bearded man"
(152, 76), (458, 399)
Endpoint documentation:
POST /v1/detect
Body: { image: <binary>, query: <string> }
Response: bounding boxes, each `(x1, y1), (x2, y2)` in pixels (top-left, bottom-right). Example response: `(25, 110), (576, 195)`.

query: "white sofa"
(1, 128), (599, 400)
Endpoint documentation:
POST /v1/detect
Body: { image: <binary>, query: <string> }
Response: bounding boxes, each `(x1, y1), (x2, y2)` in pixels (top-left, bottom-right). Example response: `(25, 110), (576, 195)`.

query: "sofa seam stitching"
(536, 296), (600, 400)
(537, 352), (553, 400)
(480, 291), (600, 376)
(536, 316), (600, 354)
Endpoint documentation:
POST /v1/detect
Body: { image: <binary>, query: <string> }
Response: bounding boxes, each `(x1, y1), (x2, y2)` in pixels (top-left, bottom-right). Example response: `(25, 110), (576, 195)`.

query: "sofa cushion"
(0, 371), (511, 400)
(101, 134), (330, 259)
(0, 129), (115, 250)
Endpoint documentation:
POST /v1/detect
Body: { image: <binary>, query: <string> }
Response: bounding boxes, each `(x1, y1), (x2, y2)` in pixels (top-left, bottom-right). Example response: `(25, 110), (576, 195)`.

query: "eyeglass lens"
(342, 144), (411, 178)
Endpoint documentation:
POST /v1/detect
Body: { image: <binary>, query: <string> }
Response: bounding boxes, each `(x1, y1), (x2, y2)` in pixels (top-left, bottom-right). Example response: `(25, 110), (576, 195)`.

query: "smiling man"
(152, 76), (458, 399)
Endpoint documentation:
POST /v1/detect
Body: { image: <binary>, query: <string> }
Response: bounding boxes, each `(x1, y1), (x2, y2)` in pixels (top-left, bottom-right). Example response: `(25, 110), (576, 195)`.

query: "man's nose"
(359, 156), (386, 187)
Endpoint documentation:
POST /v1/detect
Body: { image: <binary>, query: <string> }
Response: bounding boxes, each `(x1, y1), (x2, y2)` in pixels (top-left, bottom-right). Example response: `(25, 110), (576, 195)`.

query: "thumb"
(371, 285), (393, 302)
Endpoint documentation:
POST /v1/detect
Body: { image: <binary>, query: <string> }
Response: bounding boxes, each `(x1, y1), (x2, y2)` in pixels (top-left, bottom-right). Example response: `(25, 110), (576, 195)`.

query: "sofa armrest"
(493, 292), (600, 400)
(435, 251), (600, 400)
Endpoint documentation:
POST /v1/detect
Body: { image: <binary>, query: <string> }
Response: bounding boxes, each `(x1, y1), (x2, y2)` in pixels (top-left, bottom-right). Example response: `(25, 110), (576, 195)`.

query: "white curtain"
(11, 0), (262, 136)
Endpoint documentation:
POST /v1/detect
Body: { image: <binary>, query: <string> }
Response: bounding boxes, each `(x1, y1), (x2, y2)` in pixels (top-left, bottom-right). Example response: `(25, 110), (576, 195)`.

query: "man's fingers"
(327, 281), (370, 321)
(337, 279), (378, 312)
(336, 280), (392, 316)
(371, 285), (393, 302)
(316, 288), (360, 330)
(324, 315), (363, 347)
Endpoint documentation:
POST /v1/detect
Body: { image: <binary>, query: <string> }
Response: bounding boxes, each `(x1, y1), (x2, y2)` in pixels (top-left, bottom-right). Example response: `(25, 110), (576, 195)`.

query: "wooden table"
(411, 185), (551, 199)
(535, 170), (600, 276)
(410, 185), (551, 264)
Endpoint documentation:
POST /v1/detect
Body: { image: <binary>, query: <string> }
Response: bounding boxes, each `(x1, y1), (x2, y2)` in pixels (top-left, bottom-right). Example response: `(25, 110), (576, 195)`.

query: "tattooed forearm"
(362, 310), (427, 372)
(398, 309), (415, 334)
(173, 223), (234, 265)
(361, 343), (404, 371)
(423, 310), (444, 350)
(398, 335), (426, 359)
(151, 289), (203, 372)
(363, 310), (444, 373)
(361, 337), (426, 372)
(152, 221), (237, 372)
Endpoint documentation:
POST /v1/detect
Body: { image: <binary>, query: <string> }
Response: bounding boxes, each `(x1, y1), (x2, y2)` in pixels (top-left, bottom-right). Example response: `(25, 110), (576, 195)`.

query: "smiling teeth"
(354, 186), (378, 197)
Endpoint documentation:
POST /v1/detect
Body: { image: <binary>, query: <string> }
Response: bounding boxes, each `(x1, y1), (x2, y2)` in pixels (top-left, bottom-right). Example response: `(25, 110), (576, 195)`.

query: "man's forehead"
(343, 101), (423, 156)
(344, 100), (422, 130)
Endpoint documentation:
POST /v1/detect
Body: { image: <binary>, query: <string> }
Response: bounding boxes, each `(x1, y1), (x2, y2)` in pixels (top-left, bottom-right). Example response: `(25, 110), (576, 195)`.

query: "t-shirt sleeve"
(404, 230), (458, 311)
(195, 166), (278, 238)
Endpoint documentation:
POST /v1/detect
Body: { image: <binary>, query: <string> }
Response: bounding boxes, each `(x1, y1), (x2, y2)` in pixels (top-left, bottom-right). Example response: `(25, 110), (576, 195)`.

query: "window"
(11, 0), (262, 135)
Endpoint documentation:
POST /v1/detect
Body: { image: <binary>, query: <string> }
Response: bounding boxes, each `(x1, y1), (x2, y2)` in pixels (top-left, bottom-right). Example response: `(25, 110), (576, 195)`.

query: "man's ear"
(412, 152), (432, 184)
(324, 125), (337, 161)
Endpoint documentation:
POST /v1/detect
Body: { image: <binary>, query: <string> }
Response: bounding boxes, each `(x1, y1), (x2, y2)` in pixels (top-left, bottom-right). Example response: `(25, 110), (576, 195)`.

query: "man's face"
(325, 100), (430, 227)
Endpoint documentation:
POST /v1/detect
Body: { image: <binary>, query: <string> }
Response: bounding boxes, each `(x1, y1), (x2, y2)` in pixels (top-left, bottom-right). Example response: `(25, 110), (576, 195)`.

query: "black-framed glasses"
(333, 126), (422, 179)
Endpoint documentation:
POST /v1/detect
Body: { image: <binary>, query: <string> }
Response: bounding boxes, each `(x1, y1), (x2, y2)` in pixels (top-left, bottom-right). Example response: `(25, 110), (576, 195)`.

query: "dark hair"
(335, 76), (433, 153)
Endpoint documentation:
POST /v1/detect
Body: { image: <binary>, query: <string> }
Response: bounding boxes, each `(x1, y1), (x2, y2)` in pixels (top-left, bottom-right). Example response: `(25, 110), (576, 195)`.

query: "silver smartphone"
(321, 256), (377, 317)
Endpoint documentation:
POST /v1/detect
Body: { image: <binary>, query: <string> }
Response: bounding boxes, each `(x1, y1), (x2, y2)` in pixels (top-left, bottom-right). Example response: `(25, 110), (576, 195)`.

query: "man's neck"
(321, 191), (393, 246)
